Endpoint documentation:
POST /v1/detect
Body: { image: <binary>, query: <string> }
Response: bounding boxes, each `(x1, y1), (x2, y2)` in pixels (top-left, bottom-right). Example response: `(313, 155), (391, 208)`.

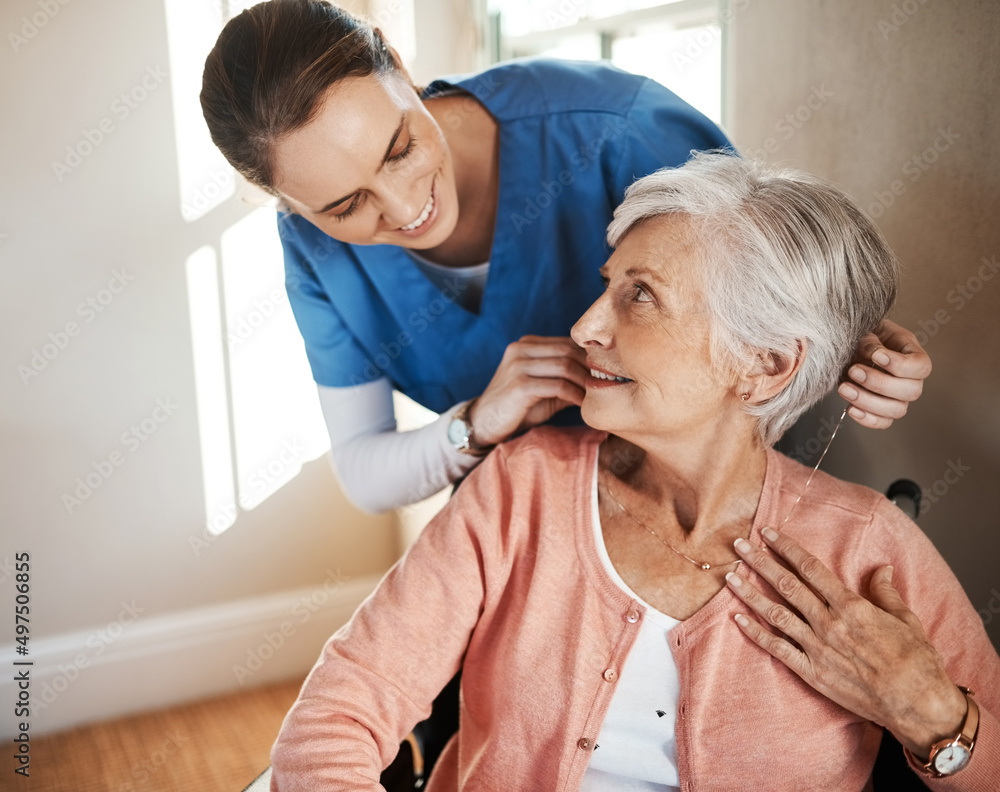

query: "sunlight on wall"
(171, 0), (336, 535)
(164, 0), (236, 221)
(221, 210), (330, 511)
(185, 246), (238, 535)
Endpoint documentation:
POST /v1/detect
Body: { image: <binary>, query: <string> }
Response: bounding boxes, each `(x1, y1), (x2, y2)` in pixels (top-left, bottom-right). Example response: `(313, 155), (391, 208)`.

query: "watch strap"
(907, 686), (979, 778)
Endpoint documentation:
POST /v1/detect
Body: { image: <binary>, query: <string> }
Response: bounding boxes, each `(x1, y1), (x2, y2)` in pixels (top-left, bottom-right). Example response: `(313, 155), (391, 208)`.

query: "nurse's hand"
(726, 528), (967, 760)
(469, 336), (588, 446)
(838, 319), (931, 429)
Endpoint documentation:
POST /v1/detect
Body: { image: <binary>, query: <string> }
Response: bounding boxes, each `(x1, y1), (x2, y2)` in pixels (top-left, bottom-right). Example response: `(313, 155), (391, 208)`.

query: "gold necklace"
(773, 407), (848, 528)
(600, 408), (848, 571)
(601, 477), (745, 570)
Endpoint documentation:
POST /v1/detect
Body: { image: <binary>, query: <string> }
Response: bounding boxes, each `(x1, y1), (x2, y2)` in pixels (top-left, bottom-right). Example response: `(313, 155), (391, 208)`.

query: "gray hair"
(607, 152), (898, 445)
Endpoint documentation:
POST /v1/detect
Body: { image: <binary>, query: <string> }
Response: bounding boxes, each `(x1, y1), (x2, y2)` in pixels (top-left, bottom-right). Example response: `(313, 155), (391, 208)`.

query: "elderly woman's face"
(571, 214), (735, 439)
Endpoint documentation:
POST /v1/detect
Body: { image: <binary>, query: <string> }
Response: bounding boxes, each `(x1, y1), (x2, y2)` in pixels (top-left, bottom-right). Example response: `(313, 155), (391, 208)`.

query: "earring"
(740, 392), (750, 402)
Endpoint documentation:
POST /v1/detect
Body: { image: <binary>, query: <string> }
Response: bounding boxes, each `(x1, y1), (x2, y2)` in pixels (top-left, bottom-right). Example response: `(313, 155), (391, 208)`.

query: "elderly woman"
(269, 153), (999, 791)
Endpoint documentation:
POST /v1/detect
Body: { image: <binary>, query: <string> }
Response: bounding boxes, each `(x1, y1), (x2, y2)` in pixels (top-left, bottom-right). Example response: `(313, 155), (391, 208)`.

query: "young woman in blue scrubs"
(201, 0), (931, 513)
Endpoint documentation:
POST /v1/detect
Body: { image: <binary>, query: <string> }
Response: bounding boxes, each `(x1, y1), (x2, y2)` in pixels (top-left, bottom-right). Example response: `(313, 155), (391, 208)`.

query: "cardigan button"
(603, 668), (618, 683)
(626, 609), (640, 623)
(577, 737), (593, 751)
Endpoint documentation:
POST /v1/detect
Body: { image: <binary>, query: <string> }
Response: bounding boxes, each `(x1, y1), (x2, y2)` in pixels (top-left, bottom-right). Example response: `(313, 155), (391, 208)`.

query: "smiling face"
(270, 71), (460, 249)
(571, 214), (741, 441)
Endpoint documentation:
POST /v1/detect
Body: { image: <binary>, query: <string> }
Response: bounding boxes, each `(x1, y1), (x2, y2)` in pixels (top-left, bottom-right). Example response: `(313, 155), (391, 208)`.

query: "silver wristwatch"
(446, 400), (493, 457)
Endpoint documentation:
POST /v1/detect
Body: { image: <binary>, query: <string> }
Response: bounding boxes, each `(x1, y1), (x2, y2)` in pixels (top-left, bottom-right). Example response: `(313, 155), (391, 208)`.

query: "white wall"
(410, 0), (488, 83)
(0, 0), (398, 737)
(725, 0), (1000, 647)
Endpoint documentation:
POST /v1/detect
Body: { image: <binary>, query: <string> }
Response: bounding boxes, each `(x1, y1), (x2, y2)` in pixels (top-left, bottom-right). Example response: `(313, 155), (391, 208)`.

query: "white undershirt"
(319, 258), (491, 513)
(581, 464), (682, 792)
(406, 250), (490, 314)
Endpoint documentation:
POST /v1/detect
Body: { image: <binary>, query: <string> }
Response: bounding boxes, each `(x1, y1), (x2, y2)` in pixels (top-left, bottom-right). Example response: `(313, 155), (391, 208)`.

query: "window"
(490, 0), (723, 125)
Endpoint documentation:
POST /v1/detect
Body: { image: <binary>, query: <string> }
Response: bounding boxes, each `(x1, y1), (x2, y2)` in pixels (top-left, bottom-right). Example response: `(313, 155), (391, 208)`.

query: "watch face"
(933, 743), (972, 775)
(447, 418), (470, 447)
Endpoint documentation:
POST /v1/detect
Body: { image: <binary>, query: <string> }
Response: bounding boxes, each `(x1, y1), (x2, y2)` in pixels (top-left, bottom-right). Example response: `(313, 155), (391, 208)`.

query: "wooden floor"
(18, 678), (304, 792)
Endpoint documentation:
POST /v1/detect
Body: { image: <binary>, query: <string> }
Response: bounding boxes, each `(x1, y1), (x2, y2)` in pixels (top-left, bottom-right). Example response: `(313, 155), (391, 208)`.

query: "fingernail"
(849, 366), (867, 383)
(734, 538), (752, 553)
(872, 349), (891, 367)
(734, 614), (750, 627)
(886, 565), (894, 583)
(848, 406), (866, 420)
(839, 384), (859, 401)
(762, 527), (779, 542)
(725, 572), (742, 587)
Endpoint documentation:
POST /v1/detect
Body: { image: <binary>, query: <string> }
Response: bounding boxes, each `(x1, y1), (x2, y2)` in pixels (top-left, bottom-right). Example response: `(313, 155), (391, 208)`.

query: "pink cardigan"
(271, 427), (1000, 791)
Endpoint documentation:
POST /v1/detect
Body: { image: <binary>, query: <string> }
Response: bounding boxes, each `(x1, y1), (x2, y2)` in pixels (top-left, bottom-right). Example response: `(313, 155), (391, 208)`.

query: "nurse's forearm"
(330, 406), (481, 512)
(319, 381), (479, 513)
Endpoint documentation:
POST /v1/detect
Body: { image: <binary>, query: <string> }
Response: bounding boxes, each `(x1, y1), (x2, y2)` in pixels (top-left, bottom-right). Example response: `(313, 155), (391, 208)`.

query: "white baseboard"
(2, 573), (380, 738)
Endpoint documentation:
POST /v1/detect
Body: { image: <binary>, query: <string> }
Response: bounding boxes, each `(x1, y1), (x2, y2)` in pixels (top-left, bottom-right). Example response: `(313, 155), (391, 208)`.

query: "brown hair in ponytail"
(200, 0), (397, 193)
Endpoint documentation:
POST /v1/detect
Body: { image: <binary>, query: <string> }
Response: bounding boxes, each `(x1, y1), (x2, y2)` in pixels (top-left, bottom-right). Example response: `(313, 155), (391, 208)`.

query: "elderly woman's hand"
(725, 527), (967, 760)
(838, 318), (932, 429)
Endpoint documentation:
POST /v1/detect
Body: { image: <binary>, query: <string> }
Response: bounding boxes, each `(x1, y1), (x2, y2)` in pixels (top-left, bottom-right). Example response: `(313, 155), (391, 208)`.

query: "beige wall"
(0, 0), (396, 655)
(0, 0), (488, 735)
(725, 0), (1000, 646)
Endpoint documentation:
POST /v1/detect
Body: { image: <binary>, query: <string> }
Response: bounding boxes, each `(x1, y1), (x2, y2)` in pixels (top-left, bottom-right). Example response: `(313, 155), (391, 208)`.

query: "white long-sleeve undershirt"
(318, 379), (481, 513)
(318, 254), (490, 513)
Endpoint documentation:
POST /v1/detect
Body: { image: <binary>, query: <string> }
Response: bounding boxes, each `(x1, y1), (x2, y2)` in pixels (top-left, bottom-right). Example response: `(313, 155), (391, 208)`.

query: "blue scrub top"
(278, 58), (732, 414)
